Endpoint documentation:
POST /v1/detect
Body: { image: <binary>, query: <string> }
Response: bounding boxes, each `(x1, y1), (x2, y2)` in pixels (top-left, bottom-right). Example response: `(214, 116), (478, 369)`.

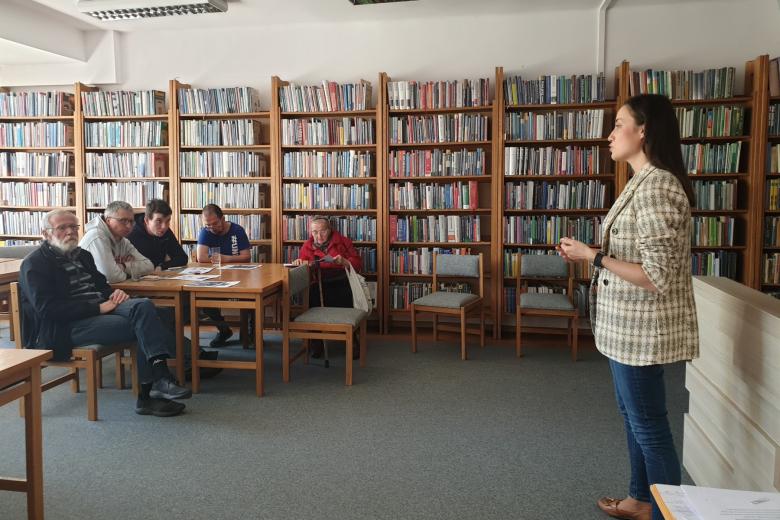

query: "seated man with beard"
(19, 209), (192, 417)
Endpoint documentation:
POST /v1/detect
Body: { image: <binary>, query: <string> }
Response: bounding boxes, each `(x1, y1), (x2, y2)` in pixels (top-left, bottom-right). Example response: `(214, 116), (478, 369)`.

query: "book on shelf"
(682, 142), (742, 174)
(180, 182), (268, 210)
(279, 81), (372, 112)
(0, 151), (73, 177)
(180, 119), (262, 146)
(0, 181), (73, 207)
(675, 106), (744, 138)
(765, 216), (780, 247)
(281, 117), (374, 146)
(389, 281), (472, 310)
(282, 183), (373, 210)
(691, 251), (737, 278)
(504, 179), (608, 210)
(282, 214), (376, 242)
(389, 113), (489, 143)
(180, 151), (266, 178)
(0, 210), (49, 236)
(283, 150), (374, 178)
(504, 110), (604, 140)
(504, 145), (608, 176)
(85, 121), (167, 147)
(388, 214), (482, 243)
(390, 247), (474, 275)
(389, 181), (480, 210)
(178, 87), (260, 114)
(629, 67), (736, 100)
(769, 104), (780, 136)
(691, 216), (735, 246)
(387, 78), (490, 110)
(85, 181), (167, 208)
(769, 58), (780, 97)
(691, 180), (737, 210)
(86, 152), (168, 178)
(503, 73), (606, 105)
(388, 148), (485, 177)
(81, 90), (165, 116)
(768, 145), (780, 173)
(503, 215), (603, 245)
(0, 91), (74, 117)
(0, 122), (74, 147)
(762, 253), (780, 284)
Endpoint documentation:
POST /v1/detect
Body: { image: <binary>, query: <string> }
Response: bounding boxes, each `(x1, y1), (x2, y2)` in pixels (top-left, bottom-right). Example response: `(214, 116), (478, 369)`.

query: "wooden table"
(112, 275), (189, 383)
(186, 263), (286, 397)
(0, 258), (24, 340)
(0, 348), (52, 520)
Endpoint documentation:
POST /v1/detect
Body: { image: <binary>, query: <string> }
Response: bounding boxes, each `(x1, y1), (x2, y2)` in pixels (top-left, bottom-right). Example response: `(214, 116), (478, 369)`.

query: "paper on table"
(171, 274), (219, 281)
(219, 264), (260, 270)
(683, 485), (780, 520)
(179, 267), (213, 275)
(653, 485), (701, 520)
(183, 280), (240, 288)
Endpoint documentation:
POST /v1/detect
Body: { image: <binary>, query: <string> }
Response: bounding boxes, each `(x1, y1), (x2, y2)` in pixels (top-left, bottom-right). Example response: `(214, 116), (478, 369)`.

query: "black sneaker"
(209, 326), (233, 348)
(150, 376), (192, 400)
(135, 397), (186, 417)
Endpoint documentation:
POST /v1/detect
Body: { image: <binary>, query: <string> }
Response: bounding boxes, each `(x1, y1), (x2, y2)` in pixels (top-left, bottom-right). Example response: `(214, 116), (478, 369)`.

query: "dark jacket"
(127, 213), (188, 270)
(19, 243), (112, 361)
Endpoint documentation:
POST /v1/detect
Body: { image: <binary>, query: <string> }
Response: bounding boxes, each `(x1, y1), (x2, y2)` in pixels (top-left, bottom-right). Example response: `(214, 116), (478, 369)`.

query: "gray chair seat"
(294, 307), (367, 327)
(413, 291), (479, 308)
(520, 293), (575, 311)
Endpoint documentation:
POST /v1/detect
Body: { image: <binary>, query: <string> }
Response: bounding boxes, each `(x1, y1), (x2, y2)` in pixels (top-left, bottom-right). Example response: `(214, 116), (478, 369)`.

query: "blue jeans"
(70, 298), (175, 384)
(609, 359), (681, 520)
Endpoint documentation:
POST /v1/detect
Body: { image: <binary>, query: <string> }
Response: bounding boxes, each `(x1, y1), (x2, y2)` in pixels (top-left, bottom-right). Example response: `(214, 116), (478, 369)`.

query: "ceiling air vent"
(76, 0), (227, 20)
(348, 0), (417, 5)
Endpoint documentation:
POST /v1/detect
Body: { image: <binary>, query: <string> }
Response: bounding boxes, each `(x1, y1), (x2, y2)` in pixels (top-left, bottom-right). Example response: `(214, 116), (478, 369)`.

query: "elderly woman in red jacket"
(292, 216), (362, 357)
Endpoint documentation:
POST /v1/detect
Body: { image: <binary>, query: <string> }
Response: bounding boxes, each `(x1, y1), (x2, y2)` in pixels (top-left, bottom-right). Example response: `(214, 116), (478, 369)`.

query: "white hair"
(41, 209), (78, 231)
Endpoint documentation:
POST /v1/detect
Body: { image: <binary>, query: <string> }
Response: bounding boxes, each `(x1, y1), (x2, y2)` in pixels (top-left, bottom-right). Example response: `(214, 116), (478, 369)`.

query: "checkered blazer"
(589, 164), (699, 366)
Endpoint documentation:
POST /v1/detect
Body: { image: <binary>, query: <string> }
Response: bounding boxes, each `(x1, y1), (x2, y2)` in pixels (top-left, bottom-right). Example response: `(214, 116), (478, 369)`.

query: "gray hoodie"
(79, 216), (154, 284)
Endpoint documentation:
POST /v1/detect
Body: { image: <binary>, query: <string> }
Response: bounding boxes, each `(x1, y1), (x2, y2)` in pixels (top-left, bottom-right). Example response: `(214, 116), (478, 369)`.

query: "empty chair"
(410, 253), (485, 360)
(515, 254), (579, 361)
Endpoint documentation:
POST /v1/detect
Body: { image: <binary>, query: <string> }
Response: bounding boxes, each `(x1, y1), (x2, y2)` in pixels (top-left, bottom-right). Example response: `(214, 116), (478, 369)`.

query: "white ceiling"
(0, 38), (80, 65)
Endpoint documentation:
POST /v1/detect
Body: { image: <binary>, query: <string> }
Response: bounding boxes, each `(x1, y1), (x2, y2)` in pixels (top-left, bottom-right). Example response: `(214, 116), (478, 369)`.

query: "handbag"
(345, 263), (371, 313)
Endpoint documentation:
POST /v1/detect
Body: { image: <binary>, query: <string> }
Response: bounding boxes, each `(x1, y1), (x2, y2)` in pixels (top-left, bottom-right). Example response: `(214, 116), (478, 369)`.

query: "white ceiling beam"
(0, 0), (87, 63)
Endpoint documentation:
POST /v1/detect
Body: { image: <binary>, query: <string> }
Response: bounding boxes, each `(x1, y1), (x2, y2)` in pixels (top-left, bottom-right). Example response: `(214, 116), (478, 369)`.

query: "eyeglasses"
(108, 217), (134, 226)
(47, 224), (80, 233)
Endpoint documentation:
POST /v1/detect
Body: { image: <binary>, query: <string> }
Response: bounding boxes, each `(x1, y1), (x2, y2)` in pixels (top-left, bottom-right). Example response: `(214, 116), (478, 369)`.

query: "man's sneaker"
(209, 326), (233, 348)
(135, 397), (186, 417)
(150, 376), (192, 400)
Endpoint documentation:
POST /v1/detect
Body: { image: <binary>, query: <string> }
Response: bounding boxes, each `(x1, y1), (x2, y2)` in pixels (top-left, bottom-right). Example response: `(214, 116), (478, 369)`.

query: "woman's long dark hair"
(624, 94), (696, 206)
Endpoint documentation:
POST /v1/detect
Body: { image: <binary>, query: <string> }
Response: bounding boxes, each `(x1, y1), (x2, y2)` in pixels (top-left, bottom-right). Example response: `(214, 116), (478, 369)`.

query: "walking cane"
(313, 259), (330, 369)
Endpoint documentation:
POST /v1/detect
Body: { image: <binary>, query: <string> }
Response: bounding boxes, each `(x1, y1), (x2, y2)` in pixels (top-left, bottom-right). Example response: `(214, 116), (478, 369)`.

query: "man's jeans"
(70, 298), (174, 383)
(609, 359), (681, 520)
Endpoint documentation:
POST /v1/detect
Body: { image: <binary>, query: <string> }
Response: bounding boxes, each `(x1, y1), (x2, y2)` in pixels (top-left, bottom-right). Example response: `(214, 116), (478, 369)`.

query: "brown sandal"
(597, 497), (651, 520)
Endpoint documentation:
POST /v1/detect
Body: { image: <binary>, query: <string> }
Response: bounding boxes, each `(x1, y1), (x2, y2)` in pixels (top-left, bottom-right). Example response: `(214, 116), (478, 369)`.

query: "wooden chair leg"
(70, 367), (80, 393)
(345, 328), (353, 386)
(85, 351), (98, 421)
(359, 320), (367, 368)
(190, 297), (201, 394)
(516, 310), (523, 358)
(460, 308), (467, 361)
(129, 347), (139, 397)
(410, 304), (417, 353)
(96, 359), (103, 389)
(241, 310), (249, 350)
(432, 313), (438, 342)
(479, 309), (485, 348)
(572, 316), (579, 362)
(304, 338), (310, 365)
(115, 352), (125, 390)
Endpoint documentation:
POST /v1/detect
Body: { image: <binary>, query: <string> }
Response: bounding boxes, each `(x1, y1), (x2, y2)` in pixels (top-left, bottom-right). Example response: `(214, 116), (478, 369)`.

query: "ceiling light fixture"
(76, 0), (227, 20)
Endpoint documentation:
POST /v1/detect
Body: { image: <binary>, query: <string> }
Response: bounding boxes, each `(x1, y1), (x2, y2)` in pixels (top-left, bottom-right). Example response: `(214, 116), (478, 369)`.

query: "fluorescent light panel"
(76, 0), (227, 20)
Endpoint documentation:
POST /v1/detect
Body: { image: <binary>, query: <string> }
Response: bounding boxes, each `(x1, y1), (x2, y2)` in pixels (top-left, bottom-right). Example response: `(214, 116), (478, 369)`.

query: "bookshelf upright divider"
(273, 76), (383, 329)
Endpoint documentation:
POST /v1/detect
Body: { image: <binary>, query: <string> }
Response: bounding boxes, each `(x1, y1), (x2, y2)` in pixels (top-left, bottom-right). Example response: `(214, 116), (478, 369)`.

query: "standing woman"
(558, 94), (699, 520)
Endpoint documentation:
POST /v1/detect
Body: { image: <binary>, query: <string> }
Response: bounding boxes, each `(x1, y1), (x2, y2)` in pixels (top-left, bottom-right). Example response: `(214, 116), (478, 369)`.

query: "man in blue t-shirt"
(196, 204), (252, 347)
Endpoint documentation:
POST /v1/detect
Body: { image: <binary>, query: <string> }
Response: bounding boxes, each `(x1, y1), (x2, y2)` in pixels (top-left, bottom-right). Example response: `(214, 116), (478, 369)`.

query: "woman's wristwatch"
(592, 251), (606, 268)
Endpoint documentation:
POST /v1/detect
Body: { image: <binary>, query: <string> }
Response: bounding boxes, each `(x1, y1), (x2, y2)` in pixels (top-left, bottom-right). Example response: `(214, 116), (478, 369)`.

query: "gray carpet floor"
(0, 324), (692, 520)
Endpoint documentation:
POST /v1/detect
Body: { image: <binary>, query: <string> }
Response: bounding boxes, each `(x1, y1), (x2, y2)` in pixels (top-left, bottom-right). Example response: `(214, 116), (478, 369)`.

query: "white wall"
(3, 0), (780, 99)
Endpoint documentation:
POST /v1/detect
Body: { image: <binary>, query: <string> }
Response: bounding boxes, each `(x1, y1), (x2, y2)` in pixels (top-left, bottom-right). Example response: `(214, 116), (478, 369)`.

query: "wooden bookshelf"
(495, 66), (619, 337)
(380, 72), (496, 335)
(172, 81), (275, 263)
(272, 76), (383, 328)
(0, 85), (78, 245)
(77, 84), (172, 232)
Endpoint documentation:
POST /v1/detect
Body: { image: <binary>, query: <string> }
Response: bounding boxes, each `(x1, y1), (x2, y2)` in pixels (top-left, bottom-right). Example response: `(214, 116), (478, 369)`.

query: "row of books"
(692, 251), (737, 278)
(503, 74), (606, 105)
(279, 81), (372, 113)
(81, 90), (166, 117)
(692, 216), (735, 247)
(0, 182), (72, 207)
(281, 118), (374, 146)
(0, 210), (47, 235)
(0, 152), (73, 177)
(389, 114), (489, 144)
(389, 247), (473, 275)
(282, 183), (373, 210)
(504, 110), (605, 141)
(769, 104), (780, 136)
(501, 249), (594, 279)
(761, 253), (780, 284)
(682, 142), (742, 174)
(768, 144), (780, 173)
(281, 215), (377, 242)
(503, 215), (603, 245)
(0, 239), (38, 247)
(504, 180), (608, 210)
(180, 151), (266, 178)
(388, 181), (481, 210)
(389, 282), (472, 310)
(0, 91), (74, 117)
(84, 121), (167, 147)
(692, 180), (738, 210)
(180, 182), (267, 209)
(767, 179), (780, 210)
(388, 149), (486, 178)
(764, 217), (780, 247)
(0, 122), (74, 147)
(388, 214), (482, 243)
(86, 152), (168, 178)
(387, 78), (490, 110)
(180, 213), (267, 241)
(283, 150), (374, 178)
(85, 182), (167, 208)
(628, 67), (736, 100)
(178, 87), (260, 115)
(504, 145), (608, 177)
(674, 106), (744, 138)
(180, 120), (262, 146)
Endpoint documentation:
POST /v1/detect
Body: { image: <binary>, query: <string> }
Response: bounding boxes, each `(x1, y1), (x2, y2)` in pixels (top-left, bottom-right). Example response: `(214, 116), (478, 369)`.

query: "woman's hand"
(557, 237), (597, 263)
